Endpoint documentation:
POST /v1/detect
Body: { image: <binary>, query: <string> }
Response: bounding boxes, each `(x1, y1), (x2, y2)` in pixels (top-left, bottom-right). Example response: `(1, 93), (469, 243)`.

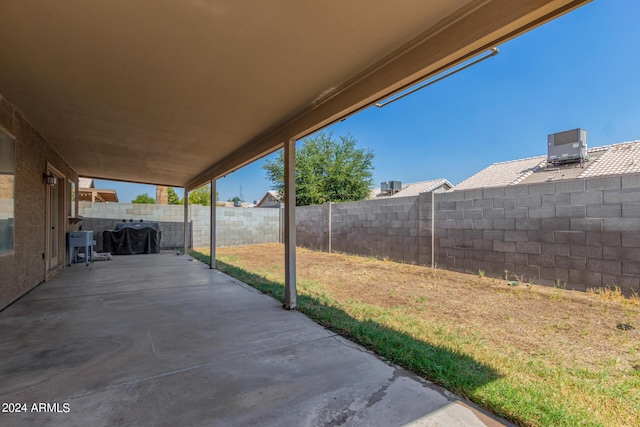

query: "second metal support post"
(283, 138), (297, 310)
(183, 190), (189, 254)
(210, 179), (216, 269)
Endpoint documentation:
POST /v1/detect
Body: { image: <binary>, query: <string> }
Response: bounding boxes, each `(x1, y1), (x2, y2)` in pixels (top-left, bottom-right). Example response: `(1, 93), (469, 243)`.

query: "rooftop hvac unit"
(381, 181), (402, 193)
(547, 128), (588, 165)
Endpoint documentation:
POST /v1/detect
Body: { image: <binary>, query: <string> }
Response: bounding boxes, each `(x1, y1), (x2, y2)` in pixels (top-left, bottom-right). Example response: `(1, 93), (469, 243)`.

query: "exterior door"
(45, 165), (64, 272)
(47, 179), (58, 269)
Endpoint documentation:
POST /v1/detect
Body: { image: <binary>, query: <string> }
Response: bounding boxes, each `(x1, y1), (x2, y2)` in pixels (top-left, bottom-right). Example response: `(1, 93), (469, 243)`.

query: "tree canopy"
(188, 185), (214, 206)
(263, 132), (374, 206)
(132, 193), (155, 204)
(167, 187), (182, 204)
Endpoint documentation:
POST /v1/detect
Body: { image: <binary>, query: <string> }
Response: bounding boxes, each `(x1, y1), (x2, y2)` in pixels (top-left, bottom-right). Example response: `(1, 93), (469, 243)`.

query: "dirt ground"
(215, 243), (640, 373)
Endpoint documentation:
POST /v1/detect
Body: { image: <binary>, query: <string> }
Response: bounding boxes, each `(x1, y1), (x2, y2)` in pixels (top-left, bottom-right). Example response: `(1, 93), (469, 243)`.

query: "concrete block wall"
(432, 175), (640, 294)
(216, 206), (280, 247)
(79, 202), (281, 248)
(190, 205), (209, 247)
(80, 218), (191, 251)
(332, 198), (420, 263)
(296, 198), (421, 264)
(79, 202), (185, 223)
(296, 204), (328, 251)
(78, 173), (640, 295)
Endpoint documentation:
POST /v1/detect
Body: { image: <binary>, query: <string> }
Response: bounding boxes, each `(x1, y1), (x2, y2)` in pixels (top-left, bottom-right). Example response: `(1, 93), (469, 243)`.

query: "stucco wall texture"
(0, 96), (78, 311)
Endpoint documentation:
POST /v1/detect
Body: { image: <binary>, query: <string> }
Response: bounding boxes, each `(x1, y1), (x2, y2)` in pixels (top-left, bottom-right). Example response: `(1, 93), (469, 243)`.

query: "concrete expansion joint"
(330, 334), (370, 354)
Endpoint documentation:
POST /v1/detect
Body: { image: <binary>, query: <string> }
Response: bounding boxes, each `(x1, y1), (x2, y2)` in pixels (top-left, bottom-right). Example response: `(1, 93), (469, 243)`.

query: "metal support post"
(210, 180), (216, 269)
(183, 190), (189, 254)
(283, 138), (297, 310)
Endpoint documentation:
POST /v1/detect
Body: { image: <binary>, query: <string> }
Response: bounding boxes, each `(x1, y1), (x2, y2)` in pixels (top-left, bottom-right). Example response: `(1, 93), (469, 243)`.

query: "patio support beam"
(283, 138), (297, 310)
(183, 190), (189, 254)
(210, 179), (216, 269)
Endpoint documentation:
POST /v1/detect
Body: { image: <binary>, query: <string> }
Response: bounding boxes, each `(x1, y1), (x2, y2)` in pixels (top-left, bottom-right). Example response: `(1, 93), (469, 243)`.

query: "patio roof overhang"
(0, 0), (589, 191)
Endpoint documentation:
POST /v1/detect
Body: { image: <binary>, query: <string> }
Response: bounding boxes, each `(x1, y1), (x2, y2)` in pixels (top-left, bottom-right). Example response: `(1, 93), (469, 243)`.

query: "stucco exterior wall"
(0, 96), (78, 311)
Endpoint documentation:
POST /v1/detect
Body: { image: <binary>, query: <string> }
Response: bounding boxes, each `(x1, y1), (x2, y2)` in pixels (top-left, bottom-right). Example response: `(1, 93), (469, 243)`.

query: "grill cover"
(103, 222), (161, 255)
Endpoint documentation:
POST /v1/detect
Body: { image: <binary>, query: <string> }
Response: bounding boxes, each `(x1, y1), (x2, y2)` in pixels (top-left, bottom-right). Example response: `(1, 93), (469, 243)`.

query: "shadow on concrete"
(0, 252), (512, 426)
(193, 252), (509, 423)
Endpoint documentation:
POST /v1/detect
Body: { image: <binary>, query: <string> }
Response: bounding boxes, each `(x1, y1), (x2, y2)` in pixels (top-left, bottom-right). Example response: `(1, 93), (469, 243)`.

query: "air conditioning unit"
(381, 181), (402, 193)
(390, 181), (402, 191)
(547, 128), (588, 165)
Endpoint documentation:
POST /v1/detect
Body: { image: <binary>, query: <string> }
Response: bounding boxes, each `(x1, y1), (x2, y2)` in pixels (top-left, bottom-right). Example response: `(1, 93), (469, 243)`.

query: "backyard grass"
(190, 244), (640, 427)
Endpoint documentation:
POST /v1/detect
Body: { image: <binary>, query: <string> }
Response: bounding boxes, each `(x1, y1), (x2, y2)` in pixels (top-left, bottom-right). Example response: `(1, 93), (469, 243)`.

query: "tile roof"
(578, 142), (640, 178)
(79, 177), (94, 188)
(455, 157), (546, 190)
(370, 179), (452, 199)
(455, 140), (640, 190)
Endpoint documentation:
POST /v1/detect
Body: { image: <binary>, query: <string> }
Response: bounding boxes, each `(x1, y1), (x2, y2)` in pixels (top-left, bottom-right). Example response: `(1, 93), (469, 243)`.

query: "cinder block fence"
(429, 174), (640, 293)
(78, 202), (280, 249)
(79, 173), (640, 294)
(296, 174), (640, 295)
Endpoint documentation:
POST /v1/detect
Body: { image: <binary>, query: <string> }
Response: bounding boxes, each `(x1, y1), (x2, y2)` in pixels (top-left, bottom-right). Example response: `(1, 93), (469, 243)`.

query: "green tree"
(263, 132), (374, 206)
(188, 185), (212, 206)
(167, 187), (182, 204)
(132, 193), (155, 204)
(167, 186), (218, 205)
(228, 196), (243, 206)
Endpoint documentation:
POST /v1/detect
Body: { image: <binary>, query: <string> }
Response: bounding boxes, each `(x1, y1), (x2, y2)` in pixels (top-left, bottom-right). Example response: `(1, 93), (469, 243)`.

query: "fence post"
(431, 190), (435, 269)
(328, 202), (332, 253)
(279, 203), (284, 243)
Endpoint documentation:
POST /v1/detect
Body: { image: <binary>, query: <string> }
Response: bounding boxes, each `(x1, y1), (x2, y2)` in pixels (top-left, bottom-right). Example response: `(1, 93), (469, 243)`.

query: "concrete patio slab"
(0, 253), (512, 426)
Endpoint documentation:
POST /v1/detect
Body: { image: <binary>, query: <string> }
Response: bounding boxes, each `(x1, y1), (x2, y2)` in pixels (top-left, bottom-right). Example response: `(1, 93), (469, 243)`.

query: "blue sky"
(96, 0), (640, 204)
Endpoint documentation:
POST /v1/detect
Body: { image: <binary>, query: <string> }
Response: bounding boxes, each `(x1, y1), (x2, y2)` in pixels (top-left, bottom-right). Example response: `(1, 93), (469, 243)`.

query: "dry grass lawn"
(195, 243), (640, 426)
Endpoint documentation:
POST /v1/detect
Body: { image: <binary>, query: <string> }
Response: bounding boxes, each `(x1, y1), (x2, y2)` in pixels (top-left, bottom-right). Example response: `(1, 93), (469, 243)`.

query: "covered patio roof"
(0, 0), (589, 191)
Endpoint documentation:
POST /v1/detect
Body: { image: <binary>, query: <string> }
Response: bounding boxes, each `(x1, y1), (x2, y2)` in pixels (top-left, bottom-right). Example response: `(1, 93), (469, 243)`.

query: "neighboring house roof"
(257, 190), (281, 207)
(79, 177), (94, 188)
(455, 141), (640, 190)
(218, 201), (255, 208)
(579, 142), (640, 178)
(370, 179), (453, 199)
(78, 177), (119, 202)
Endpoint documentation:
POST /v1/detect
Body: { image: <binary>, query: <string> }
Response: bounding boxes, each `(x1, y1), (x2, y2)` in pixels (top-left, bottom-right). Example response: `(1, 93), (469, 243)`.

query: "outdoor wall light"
(43, 173), (57, 186)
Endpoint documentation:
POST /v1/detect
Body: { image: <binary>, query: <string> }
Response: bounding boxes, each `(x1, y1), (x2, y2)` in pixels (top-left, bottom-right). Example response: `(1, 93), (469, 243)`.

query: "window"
(0, 128), (15, 254)
(70, 181), (76, 218)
